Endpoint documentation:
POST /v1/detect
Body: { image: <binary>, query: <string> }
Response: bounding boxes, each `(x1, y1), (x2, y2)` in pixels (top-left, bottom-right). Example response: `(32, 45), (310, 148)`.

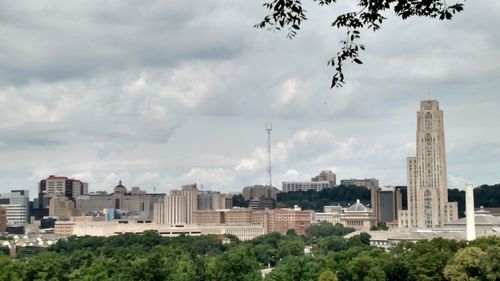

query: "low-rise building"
(0, 207), (6, 233)
(341, 200), (377, 231)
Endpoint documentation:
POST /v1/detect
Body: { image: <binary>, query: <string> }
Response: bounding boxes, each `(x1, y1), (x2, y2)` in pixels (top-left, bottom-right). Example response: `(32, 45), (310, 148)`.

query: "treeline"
(1, 222), (499, 281)
(233, 184), (500, 217)
(275, 185), (371, 211)
(449, 183), (500, 217)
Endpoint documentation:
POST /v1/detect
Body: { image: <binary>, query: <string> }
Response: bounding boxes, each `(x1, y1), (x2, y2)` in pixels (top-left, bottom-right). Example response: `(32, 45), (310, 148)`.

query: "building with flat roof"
(273, 206), (313, 236)
(242, 185), (279, 200)
(0, 190), (30, 225)
(75, 181), (161, 220)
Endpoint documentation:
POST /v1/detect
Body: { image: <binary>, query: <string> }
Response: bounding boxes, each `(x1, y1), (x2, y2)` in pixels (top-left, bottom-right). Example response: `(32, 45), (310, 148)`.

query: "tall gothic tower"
(404, 100), (458, 228)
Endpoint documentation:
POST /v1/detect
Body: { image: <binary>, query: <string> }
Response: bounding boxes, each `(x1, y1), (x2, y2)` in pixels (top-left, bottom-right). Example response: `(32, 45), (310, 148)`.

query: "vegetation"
(1, 222), (499, 281)
(233, 184), (500, 218)
(275, 185), (371, 211)
(256, 0), (465, 88)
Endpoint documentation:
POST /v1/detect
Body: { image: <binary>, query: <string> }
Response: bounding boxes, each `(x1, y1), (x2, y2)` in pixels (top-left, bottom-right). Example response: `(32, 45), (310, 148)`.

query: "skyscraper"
(400, 100), (458, 228)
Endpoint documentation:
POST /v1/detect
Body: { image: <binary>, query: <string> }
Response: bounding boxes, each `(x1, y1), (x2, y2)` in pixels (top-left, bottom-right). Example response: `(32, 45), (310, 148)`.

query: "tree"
(277, 237), (305, 258)
(313, 236), (347, 256)
(318, 270), (338, 281)
(256, 0), (465, 88)
(444, 247), (488, 281)
(0, 255), (23, 281)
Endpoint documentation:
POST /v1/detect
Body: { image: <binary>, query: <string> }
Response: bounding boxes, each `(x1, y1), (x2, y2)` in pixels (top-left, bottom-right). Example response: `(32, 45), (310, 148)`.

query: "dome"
(347, 199), (371, 212)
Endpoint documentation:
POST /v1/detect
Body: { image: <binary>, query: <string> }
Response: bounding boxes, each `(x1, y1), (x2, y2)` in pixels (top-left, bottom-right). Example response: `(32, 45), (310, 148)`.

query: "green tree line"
(1, 222), (499, 281)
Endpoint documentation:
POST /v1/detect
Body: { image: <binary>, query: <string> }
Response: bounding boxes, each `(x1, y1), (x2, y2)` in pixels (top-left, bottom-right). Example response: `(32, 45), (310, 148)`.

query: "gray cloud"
(0, 0), (498, 197)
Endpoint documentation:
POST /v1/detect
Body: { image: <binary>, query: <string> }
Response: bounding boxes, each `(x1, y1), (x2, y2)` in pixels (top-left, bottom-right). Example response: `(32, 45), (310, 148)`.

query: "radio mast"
(266, 123), (272, 188)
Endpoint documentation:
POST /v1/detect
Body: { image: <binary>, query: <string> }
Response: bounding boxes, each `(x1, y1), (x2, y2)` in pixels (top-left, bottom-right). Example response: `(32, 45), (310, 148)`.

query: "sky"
(0, 0), (499, 198)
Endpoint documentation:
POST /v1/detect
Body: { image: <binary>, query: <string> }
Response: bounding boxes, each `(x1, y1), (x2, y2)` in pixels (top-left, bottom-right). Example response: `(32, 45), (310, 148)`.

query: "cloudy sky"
(0, 0), (499, 197)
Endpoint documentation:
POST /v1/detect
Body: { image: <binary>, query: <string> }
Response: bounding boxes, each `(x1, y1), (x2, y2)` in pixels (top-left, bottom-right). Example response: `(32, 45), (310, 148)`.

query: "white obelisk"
(465, 183), (476, 241)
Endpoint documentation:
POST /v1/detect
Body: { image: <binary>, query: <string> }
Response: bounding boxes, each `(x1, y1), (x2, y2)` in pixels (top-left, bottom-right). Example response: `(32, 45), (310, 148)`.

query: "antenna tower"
(266, 123), (273, 188)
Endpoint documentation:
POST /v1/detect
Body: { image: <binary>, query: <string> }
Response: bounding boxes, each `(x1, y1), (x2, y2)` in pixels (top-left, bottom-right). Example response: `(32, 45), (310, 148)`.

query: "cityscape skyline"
(0, 1), (499, 196)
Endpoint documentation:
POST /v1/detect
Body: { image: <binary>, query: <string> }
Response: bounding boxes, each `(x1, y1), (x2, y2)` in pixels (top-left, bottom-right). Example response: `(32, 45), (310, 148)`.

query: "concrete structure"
(38, 175), (88, 208)
(273, 206), (312, 236)
(0, 190), (30, 225)
(282, 181), (332, 193)
(55, 220), (264, 241)
(311, 170), (336, 185)
(75, 181), (160, 220)
(249, 198), (274, 210)
(313, 205), (342, 224)
(341, 200), (377, 232)
(465, 183), (476, 241)
(193, 210), (225, 224)
(197, 191), (233, 210)
(165, 190), (187, 225)
(401, 100), (458, 228)
(378, 187), (402, 223)
(242, 185), (279, 200)
(181, 184), (199, 224)
(251, 209), (274, 234)
(49, 196), (75, 220)
(0, 207), (6, 233)
(341, 178), (380, 220)
(225, 208), (253, 224)
(445, 207), (500, 236)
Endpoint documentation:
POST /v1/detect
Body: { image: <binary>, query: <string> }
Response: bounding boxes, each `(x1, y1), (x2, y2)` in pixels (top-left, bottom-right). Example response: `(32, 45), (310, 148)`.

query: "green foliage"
(318, 270), (338, 281)
(0, 254), (23, 281)
(232, 194), (249, 208)
(2, 228), (500, 281)
(277, 237), (305, 258)
(306, 222), (356, 239)
(443, 247), (488, 281)
(276, 185), (371, 211)
(370, 222), (389, 231)
(256, 0), (465, 88)
(313, 236), (347, 256)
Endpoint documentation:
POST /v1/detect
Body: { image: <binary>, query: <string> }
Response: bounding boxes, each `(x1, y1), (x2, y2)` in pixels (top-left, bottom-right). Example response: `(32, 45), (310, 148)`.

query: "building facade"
(378, 188), (402, 223)
(273, 206), (312, 236)
(341, 178), (380, 220)
(402, 100), (458, 228)
(242, 185), (279, 200)
(0, 207), (6, 233)
(0, 190), (30, 225)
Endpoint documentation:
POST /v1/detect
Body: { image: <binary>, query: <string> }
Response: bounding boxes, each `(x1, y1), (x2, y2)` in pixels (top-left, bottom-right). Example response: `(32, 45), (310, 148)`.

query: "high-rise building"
(38, 175), (88, 208)
(242, 185), (279, 200)
(181, 184), (198, 224)
(164, 190), (187, 225)
(400, 100), (458, 228)
(378, 188), (402, 223)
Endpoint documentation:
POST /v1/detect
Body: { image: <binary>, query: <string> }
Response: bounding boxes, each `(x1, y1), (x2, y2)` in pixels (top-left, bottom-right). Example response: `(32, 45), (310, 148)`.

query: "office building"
(193, 210), (225, 224)
(242, 185), (279, 200)
(49, 196), (75, 220)
(282, 171), (337, 193)
(399, 100), (458, 228)
(75, 181), (159, 220)
(0, 190), (30, 225)
(197, 191), (233, 210)
(311, 170), (336, 185)
(378, 187), (402, 223)
(181, 184), (198, 224)
(164, 190), (187, 225)
(38, 175), (88, 208)
(273, 206), (312, 236)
